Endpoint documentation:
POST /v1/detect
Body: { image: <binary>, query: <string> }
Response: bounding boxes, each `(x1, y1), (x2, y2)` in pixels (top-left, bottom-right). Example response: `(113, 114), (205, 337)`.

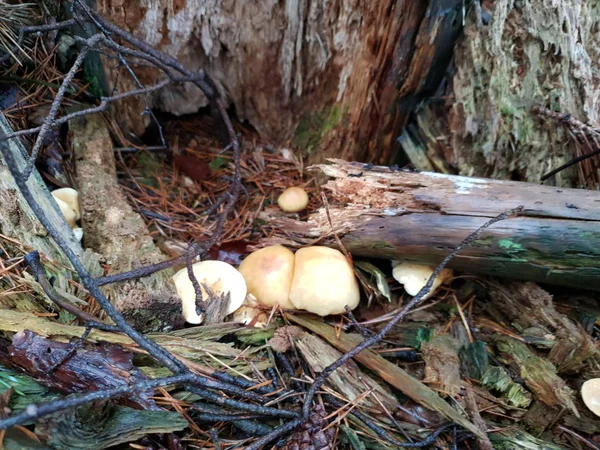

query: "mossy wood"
(262, 160), (600, 290)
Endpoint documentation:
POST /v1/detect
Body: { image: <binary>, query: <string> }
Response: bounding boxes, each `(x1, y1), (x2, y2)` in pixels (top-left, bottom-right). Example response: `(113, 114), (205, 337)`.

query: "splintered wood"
(260, 159), (600, 290)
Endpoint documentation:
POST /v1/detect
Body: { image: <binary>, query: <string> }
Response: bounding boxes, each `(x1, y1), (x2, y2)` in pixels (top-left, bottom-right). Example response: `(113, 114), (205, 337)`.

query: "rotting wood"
(95, 1), (463, 165)
(68, 113), (181, 331)
(288, 314), (486, 440)
(0, 112), (82, 261)
(260, 160), (600, 291)
(294, 330), (399, 413)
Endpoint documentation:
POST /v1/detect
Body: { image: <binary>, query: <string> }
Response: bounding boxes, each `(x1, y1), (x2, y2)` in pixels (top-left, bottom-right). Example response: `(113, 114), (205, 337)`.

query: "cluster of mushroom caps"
(172, 245), (360, 326)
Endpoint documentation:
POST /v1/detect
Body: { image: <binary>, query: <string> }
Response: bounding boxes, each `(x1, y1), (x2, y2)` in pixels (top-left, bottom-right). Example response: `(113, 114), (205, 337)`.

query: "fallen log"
(260, 159), (600, 291)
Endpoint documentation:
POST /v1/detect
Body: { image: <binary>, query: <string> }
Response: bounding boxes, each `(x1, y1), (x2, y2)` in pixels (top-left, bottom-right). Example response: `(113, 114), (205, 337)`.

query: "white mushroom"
(277, 187), (309, 213)
(392, 262), (453, 299)
(232, 295), (269, 328)
(52, 196), (78, 228)
(172, 261), (247, 324)
(238, 245), (296, 310)
(51, 188), (80, 220)
(581, 378), (600, 417)
(289, 246), (360, 316)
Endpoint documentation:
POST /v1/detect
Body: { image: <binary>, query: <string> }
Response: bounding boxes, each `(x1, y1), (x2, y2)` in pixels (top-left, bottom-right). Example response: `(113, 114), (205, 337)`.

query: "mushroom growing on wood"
(581, 378), (600, 417)
(172, 261), (247, 324)
(289, 246), (360, 316)
(52, 196), (78, 228)
(277, 187), (309, 212)
(51, 187), (80, 220)
(238, 245), (296, 309)
(392, 262), (453, 299)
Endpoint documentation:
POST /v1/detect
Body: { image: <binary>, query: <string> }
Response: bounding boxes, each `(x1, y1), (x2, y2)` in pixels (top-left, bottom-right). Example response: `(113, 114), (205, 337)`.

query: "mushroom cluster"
(172, 245), (360, 326)
(239, 245), (360, 317)
(51, 188), (83, 241)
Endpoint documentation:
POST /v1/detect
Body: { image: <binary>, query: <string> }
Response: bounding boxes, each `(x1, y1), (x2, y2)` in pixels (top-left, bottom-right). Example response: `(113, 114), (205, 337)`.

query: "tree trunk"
(95, 0), (461, 164)
(96, 1), (599, 187)
(258, 160), (600, 290)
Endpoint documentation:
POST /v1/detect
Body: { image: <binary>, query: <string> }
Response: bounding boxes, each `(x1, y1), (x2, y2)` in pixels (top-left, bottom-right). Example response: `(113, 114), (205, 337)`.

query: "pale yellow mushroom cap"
(52, 196), (78, 228)
(277, 187), (309, 213)
(238, 246), (296, 309)
(172, 261), (247, 324)
(289, 246), (360, 316)
(392, 262), (453, 299)
(582, 378), (600, 417)
(51, 188), (80, 220)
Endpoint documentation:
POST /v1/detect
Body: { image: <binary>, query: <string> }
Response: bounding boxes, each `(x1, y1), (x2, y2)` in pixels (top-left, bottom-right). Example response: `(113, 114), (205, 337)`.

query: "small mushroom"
(172, 260), (247, 324)
(392, 262), (453, 299)
(581, 378), (600, 417)
(51, 188), (80, 220)
(289, 246), (360, 316)
(72, 227), (84, 242)
(232, 295), (269, 328)
(277, 187), (309, 213)
(238, 245), (296, 309)
(52, 196), (78, 228)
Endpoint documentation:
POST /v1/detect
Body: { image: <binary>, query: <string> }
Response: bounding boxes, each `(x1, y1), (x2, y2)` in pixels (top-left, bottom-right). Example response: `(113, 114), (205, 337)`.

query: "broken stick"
(261, 159), (600, 291)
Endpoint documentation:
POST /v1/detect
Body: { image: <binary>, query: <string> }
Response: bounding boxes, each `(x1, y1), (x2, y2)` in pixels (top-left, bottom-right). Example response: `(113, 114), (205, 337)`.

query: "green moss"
(498, 239), (525, 253)
(292, 105), (344, 155)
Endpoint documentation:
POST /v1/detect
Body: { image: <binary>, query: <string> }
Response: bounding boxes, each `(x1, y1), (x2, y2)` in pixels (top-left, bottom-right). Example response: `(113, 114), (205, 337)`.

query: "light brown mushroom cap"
(238, 245), (296, 309)
(392, 262), (453, 299)
(232, 295), (269, 328)
(581, 378), (600, 417)
(277, 187), (309, 213)
(289, 246), (360, 316)
(52, 188), (80, 220)
(53, 196), (78, 228)
(172, 260), (247, 324)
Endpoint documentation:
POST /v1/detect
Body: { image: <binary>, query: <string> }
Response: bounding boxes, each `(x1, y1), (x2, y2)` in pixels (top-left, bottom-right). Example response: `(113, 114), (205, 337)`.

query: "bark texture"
(69, 113), (181, 331)
(259, 160), (600, 290)
(443, 0), (600, 185)
(96, 0), (462, 164)
(96, 1), (600, 186)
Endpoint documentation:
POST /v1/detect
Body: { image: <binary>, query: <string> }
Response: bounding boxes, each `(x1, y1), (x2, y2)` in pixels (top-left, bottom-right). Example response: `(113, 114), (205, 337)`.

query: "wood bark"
(95, 1), (600, 187)
(259, 160), (600, 290)
(95, 0), (462, 164)
(0, 112), (83, 262)
(68, 113), (181, 331)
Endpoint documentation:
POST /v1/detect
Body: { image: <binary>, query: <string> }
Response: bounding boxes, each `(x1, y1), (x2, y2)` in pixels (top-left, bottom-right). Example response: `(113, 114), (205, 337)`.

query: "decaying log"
(68, 113), (181, 331)
(261, 160), (600, 290)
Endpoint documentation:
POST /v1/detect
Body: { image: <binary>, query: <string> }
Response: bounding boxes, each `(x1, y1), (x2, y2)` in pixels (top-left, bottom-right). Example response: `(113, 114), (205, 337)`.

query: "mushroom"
(232, 295), (269, 328)
(277, 187), (309, 213)
(392, 262), (453, 299)
(172, 260), (247, 324)
(289, 246), (360, 316)
(238, 245), (296, 309)
(52, 196), (78, 228)
(581, 378), (600, 417)
(51, 188), (80, 220)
